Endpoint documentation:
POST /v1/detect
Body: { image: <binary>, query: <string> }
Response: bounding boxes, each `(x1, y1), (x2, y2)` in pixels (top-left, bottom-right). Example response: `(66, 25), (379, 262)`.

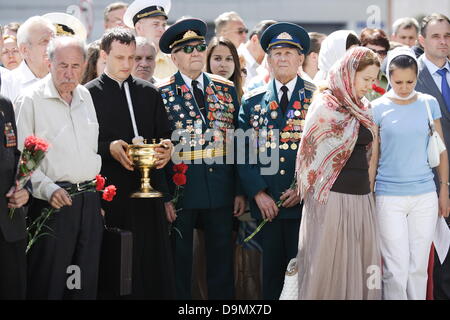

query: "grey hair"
(47, 36), (87, 62)
(135, 36), (156, 51)
(214, 11), (243, 35)
(16, 16), (56, 46)
(392, 17), (419, 35)
(104, 2), (128, 23)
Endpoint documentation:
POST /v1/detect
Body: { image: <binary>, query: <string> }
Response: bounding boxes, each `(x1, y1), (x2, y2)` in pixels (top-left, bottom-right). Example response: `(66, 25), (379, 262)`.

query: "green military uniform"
(237, 21), (315, 300)
(158, 18), (242, 299)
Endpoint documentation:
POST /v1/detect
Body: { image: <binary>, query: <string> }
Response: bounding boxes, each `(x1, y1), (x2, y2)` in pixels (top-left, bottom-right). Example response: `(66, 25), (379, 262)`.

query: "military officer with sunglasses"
(158, 18), (246, 299)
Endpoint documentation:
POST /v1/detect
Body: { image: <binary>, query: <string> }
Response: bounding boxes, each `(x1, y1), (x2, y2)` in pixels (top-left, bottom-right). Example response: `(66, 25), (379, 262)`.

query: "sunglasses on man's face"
(176, 43), (207, 54)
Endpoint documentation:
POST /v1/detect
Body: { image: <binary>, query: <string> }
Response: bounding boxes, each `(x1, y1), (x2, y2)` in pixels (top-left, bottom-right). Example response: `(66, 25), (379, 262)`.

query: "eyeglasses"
(175, 43), (207, 54)
(237, 28), (249, 35)
(241, 68), (247, 76)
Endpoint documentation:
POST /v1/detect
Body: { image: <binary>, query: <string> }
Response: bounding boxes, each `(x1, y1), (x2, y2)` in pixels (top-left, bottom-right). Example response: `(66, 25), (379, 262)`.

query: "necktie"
(280, 85), (289, 115)
(191, 80), (207, 119)
(436, 68), (450, 113)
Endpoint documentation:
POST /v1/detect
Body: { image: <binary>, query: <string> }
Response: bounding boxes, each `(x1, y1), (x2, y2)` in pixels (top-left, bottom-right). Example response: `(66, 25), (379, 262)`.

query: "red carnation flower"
(95, 174), (106, 191)
(102, 185), (117, 201)
(24, 135), (50, 152)
(372, 84), (386, 95)
(173, 163), (188, 174)
(173, 173), (187, 186)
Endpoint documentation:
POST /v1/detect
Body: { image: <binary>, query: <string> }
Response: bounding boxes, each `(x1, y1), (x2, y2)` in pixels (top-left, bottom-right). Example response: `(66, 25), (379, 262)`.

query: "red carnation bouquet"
(171, 163), (188, 208)
(168, 163), (188, 239)
(26, 174), (117, 253)
(9, 135), (50, 218)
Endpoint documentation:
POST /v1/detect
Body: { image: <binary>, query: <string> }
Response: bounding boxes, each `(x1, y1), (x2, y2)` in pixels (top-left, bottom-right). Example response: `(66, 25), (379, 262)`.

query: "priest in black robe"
(85, 27), (175, 299)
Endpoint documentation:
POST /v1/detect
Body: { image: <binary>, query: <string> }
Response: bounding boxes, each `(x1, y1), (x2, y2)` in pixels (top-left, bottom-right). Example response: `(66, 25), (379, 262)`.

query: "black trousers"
(172, 206), (234, 300)
(0, 231), (26, 299)
(26, 192), (103, 299)
(260, 218), (300, 300)
(434, 241), (450, 299)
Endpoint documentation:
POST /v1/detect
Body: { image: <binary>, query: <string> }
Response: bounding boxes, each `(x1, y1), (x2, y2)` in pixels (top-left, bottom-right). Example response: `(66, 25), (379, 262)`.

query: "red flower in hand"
(102, 185), (117, 201)
(24, 135), (50, 152)
(173, 173), (187, 186)
(95, 174), (106, 191)
(173, 163), (188, 174)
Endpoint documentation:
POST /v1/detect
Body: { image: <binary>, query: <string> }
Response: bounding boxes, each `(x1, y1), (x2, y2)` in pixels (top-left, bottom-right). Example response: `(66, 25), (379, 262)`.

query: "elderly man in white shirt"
(1, 16), (55, 103)
(15, 36), (103, 300)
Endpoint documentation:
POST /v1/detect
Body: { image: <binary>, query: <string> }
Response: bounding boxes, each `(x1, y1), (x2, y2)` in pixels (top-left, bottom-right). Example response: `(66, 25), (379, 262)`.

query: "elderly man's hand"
(49, 188), (72, 210)
(155, 139), (173, 169)
(6, 185), (30, 209)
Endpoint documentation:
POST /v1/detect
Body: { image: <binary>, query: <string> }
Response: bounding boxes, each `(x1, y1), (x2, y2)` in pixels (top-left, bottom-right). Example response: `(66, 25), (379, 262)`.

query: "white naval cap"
(123, 0), (171, 29)
(42, 12), (87, 42)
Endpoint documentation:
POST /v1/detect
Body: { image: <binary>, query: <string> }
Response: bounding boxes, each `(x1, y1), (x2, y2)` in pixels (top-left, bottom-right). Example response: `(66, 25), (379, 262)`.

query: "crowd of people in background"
(0, 0), (449, 301)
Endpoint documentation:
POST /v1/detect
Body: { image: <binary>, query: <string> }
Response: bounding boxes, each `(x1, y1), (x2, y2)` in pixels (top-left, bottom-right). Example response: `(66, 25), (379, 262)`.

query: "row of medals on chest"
(164, 88), (233, 148)
(251, 100), (309, 152)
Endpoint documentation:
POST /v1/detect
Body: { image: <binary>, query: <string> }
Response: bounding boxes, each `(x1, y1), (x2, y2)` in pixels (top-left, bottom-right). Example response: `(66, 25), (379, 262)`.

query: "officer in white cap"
(124, 0), (176, 80)
(42, 12), (87, 42)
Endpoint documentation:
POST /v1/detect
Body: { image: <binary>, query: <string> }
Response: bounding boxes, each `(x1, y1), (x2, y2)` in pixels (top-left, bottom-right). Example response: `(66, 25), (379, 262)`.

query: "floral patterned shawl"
(295, 47), (378, 204)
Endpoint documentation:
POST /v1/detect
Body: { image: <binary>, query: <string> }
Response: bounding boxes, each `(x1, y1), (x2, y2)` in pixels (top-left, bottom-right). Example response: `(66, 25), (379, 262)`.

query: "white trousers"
(376, 192), (438, 300)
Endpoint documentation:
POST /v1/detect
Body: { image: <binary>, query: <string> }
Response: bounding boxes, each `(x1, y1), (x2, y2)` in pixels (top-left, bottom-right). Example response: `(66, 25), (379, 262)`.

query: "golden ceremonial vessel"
(127, 139), (163, 198)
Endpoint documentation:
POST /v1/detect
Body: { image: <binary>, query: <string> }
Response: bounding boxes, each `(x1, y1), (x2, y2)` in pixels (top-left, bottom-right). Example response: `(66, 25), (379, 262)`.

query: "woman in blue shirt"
(371, 47), (449, 300)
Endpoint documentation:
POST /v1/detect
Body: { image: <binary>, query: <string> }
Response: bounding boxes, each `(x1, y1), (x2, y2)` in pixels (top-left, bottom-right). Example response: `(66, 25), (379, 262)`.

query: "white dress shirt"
(0, 66), (9, 91)
(14, 74), (101, 201)
(0, 61), (43, 104)
(238, 44), (259, 85)
(275, 76), (297, 102)
(422, 54), (450, 94)
(180, 72), (204, 93)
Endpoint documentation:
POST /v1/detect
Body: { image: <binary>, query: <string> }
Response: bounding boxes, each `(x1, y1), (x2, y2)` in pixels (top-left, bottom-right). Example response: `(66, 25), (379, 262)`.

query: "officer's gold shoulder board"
(244, 86), (267, 100)
(157, 75), (175, 88)
(303, 80), (317, 93)
(208, 73), (235, 87)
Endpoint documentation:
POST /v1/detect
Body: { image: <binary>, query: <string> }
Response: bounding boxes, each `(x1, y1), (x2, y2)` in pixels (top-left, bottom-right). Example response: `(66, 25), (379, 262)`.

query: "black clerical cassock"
(85, 74), (175, 299)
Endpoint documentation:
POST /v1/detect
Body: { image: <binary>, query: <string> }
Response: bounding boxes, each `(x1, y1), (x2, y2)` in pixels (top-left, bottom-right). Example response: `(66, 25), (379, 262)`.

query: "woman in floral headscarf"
(294, 47), (382, 299)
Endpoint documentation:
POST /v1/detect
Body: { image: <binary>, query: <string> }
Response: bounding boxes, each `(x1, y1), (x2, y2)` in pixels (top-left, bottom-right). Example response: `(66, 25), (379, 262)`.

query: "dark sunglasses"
(175, 43), (207, 54)
(371, 49), (388, 56)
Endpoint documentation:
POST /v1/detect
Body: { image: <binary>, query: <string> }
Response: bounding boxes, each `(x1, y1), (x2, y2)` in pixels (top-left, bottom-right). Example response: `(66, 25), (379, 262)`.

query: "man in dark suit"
(416, 13), (450, 300)
(158, 18), (246, 299)
(238, 22), (315, 299)
(0, 94), (29, 299)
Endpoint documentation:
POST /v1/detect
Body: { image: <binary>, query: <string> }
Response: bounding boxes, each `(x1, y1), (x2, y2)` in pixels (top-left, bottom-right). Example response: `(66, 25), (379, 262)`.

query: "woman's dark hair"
(345, 33), (361, 50)
(206, 36), (244, 102)
(388, 55), (418, 77)
(359, 28), (390, 51)
(81, 40), (101, 85)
